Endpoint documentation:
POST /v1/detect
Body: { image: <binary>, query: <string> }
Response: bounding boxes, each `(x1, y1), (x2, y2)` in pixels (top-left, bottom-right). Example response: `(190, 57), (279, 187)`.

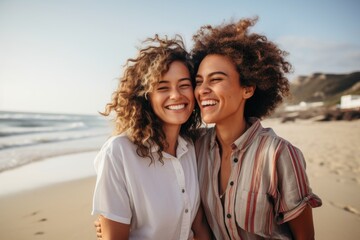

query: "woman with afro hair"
(193, 17), (322, 240)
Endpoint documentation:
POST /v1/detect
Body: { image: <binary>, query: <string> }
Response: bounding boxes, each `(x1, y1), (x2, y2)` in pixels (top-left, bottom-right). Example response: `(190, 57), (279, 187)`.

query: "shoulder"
(106, 133), (133, 146)
(258, 126), (303, 154)
(95, 134), (136, 167)
(259, 126), (290, 145)
(101, 133), (135, 154)
(258, 126), (305, 163)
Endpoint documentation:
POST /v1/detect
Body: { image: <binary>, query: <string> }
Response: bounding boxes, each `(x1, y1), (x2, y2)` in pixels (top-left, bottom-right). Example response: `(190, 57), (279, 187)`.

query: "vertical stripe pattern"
(196, 118), (322, 239)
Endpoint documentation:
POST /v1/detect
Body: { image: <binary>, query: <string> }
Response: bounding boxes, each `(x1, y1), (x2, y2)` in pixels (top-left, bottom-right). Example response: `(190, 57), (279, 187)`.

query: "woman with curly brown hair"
(193, 18), (322, 239)
(92, 35), (210, 240)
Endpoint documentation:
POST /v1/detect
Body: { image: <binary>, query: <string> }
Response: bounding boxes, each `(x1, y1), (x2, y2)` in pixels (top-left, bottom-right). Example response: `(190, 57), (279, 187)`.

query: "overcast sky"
(1, 0), (359, 114)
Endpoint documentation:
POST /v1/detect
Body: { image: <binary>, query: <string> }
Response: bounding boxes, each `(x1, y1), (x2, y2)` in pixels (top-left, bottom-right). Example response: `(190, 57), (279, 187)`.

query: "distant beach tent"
(340, 95), (360, 109)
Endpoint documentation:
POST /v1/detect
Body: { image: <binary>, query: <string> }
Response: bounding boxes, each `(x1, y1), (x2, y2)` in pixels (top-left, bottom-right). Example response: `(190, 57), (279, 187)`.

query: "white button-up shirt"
(92, 133), (200, 240)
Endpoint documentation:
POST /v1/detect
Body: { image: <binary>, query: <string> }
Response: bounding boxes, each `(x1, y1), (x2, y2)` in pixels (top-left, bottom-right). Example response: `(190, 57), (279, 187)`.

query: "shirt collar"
(150, 135), (189, 158)
(209, 117), (263, 151)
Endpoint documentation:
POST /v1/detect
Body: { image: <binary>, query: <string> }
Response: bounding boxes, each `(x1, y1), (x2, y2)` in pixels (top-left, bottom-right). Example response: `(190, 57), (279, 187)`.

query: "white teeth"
(167, 104), (185, 110)
(201, 100), (218, 106)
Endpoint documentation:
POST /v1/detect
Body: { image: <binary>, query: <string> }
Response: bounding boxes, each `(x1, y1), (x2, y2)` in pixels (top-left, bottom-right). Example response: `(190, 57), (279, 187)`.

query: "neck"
(163, 125), (181, 156)
(215, 117), (247, 153)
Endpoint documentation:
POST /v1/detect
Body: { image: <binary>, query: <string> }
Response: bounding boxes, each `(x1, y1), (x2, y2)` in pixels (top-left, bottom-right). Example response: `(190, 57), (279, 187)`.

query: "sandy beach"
(0, 152), (100, 240)
(262, 119), (360, 240)
(0, 119), (359, 239)
(0, 177), (98, 240)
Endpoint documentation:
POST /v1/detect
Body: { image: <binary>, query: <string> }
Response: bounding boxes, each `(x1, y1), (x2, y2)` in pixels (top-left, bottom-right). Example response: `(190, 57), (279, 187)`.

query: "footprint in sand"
(34, 218), (47, 237)
(24, 211), (40, 218)
(31, 211), (39, 216)
(329, 201), (360, 217)
(350, 177), (360, 184)
(25, 211), (48, 224)
(343, 206), (360, 215)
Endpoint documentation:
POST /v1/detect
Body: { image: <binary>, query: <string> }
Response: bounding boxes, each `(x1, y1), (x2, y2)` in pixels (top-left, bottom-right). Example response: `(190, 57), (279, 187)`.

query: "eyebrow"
(196, 71), (228, 78)
(158, 78), (191, 84)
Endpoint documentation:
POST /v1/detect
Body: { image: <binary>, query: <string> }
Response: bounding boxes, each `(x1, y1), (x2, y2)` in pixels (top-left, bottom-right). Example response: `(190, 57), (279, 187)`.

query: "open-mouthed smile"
(200, 100), (218, 107)
(165, 104), (187, 110)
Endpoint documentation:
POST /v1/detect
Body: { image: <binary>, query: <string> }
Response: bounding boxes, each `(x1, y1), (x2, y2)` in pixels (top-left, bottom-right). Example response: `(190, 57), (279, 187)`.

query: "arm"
(94, 219), (102, 240)
(288, 205), (315, 240)
(93, 141), (133, 239)
(98, 215), (130, 240)
(192, 204), (212, 240)
(275, 143), (320, 239)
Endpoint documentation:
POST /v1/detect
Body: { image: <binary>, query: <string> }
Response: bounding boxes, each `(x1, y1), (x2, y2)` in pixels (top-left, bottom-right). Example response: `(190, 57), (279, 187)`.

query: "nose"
(195, 82), (211, 96)
(169, 87), (181, 100)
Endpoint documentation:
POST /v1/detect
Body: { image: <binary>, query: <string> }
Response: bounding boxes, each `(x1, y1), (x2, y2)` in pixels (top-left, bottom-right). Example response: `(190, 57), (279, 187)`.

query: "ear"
(243, 85), (255, 99)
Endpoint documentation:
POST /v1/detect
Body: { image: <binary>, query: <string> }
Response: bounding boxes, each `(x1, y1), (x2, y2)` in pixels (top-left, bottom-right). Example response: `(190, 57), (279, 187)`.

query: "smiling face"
(195, 54), (254, 125)
(149, 61), (195, 129)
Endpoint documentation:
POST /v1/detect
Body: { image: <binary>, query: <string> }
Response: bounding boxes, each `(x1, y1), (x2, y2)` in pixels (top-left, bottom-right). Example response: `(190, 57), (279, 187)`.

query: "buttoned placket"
(169, 146), (191, 240)
(223, 145), (243, 240)
(210, 142), (230, 239)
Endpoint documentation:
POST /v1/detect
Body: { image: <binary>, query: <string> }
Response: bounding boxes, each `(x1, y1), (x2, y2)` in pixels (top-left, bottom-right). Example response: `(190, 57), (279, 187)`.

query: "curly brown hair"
(102, 35), (201, 163)
(191, 17), (292, 119)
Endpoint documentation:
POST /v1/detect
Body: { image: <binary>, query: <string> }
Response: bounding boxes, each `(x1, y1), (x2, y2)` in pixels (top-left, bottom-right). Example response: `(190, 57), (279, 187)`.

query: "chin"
(167, 118), (189, 125)
(201, 117), (216, 124)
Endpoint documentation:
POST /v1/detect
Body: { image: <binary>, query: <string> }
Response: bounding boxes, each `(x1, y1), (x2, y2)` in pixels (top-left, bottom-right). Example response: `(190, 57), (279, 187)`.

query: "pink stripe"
(269, 141), (283, 196)
(287, 146), (302, 196)
(294, 148), (308, 196)
(288, 146), (307, 197)
(252, 137), (268, 231)
(246, 136), (266, 232)
(238, 120), (260, 233)
(250, 138), (264, 231)
(283, 203), (307, 222)
(243, 121), (259, 149)
(245, 158), (257, 230)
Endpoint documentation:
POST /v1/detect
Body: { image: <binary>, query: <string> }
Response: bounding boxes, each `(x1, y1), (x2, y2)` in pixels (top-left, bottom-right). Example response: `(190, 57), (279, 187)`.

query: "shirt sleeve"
(275, 142), (322, 224)
(92, 139), (132, 224)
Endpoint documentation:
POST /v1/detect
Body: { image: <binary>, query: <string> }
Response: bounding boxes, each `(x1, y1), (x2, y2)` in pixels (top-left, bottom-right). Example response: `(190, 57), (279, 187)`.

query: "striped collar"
(209, 117), (262, 152)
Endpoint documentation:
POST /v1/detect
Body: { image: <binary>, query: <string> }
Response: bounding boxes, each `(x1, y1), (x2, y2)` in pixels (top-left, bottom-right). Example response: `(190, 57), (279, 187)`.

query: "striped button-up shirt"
(196, 118), (322, 239)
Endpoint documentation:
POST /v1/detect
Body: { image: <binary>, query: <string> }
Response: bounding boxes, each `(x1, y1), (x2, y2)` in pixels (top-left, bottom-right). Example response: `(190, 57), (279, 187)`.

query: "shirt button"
(230, 181), (234, 186)
(182, 189), (185, 193)
(185, 209), (189, 213)
(227, 214), (232, 218)
(233, 158), (238, 163)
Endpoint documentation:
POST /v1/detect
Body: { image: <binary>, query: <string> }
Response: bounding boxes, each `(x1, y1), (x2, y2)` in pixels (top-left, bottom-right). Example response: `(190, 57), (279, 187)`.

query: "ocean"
(0, 111), (111, 173)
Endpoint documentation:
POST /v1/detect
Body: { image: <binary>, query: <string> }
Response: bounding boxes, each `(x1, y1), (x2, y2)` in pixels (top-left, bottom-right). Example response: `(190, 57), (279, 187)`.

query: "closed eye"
(195, 79), (203, 85)
(156, 86), (169, 91)
(210, 78), (222, 82)
(179, 83), (192, 89)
